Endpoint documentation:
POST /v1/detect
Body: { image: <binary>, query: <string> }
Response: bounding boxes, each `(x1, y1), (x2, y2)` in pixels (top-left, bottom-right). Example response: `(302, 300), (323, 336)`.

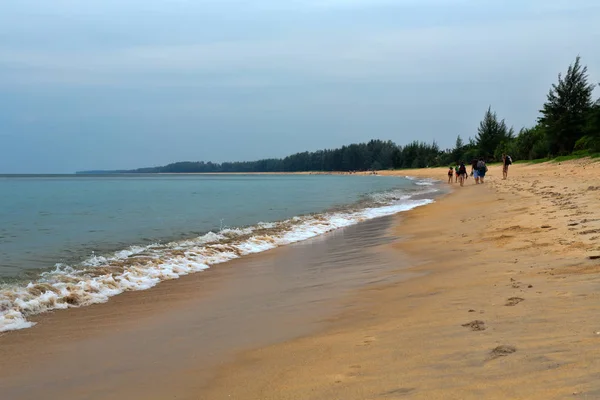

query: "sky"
(1, 0), (599, 173)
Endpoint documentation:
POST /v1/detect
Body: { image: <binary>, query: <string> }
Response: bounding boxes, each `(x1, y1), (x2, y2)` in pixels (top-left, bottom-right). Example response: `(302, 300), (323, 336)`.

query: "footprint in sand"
(346, 365), (362, 377)
(505, 297), (525, 306)
(581, 218), (600, 223)
(487, 345), (517, 361)
(462, 320), (486, 331)
(579, 229), (600, 235)
(358, 336), (376, 346)
(380, 388), (416, 397)
(333, 365), (363, 383)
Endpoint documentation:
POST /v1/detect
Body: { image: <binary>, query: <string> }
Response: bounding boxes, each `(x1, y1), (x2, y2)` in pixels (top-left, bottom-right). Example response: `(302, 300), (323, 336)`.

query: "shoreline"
(0, 207), (427, 399)
(0, 175), (437, 333)
(201, 159), (600, 399)
(2, 159), (600, 398)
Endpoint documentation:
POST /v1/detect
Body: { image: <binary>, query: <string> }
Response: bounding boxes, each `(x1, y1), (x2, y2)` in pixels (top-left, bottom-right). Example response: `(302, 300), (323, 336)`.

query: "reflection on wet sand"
(0, 215), (416, 400)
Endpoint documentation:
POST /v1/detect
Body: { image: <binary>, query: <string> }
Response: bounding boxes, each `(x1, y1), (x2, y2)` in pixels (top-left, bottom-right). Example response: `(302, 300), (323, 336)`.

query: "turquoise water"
(0, 173), (438, 331)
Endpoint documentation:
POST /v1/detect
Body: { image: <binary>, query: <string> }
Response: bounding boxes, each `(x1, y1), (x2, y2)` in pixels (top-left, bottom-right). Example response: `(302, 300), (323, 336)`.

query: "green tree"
(455, 135), (464, 149)
(513, 126), (548, 160)
(585, 100), (600, 138)
(451, 135), (465, 163)
(539, 56), (595, 155)
(371, 160), (383, 170)
(573, 99), (600, 153)
(475, 107), (511, 160)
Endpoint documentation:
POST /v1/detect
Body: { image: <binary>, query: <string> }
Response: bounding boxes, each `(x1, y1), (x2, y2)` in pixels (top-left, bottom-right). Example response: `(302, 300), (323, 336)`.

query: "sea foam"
(0, 182), (437, 333)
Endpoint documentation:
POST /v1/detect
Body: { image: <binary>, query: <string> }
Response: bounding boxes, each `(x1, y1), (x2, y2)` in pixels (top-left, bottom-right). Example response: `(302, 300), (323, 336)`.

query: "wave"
(403, 176), (438, 186)
(0, 184), (437, 332)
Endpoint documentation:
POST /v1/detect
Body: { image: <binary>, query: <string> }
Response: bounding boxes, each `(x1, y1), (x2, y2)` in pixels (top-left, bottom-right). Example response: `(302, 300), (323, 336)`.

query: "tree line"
(85, 140), (401, 173)
(79, 56), (599, 174)
(423, 56), (599, 167)
(466, 56), (599, 163)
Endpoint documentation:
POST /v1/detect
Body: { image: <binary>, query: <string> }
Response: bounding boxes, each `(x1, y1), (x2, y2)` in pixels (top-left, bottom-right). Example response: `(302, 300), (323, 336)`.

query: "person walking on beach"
(448, 167), (454, 184)
(502, 153), (512, 180)
(471, 158), (480, 184)
(458, 162), (468, 186)
(477, 158), (488, 183)
(455, 164), (460, 183)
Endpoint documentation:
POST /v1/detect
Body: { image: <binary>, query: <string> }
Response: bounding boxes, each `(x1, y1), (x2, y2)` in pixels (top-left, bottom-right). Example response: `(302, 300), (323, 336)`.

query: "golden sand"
(202, 159), (600, 399)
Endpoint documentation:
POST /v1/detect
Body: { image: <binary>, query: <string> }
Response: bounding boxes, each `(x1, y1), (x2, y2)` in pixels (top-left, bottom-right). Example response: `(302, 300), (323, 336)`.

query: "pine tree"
(455, 135), (464, 150)
(539, 56), (595, 155)
(586, 100), (600, 138)
(476, 107), (510, 160)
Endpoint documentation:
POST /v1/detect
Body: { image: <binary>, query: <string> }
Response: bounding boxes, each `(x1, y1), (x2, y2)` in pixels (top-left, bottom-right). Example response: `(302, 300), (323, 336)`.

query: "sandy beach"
(2, 159), (600, 399)
(202, 159), (600, 399)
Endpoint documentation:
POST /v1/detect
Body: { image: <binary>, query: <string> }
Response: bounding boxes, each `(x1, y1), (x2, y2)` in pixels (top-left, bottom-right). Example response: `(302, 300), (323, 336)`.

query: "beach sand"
(202, 159), (600, 399)
(2, 159), (600, 399)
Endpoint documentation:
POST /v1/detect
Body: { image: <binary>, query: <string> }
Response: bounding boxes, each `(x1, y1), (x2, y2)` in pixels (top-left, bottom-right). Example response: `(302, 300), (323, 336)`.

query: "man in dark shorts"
(477, 158), (487, 183)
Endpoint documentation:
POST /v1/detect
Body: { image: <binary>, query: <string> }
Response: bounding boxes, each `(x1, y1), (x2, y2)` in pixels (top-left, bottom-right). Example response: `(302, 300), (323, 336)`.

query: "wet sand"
(0, 217), (418, 399)
(3, 159), (600, 399)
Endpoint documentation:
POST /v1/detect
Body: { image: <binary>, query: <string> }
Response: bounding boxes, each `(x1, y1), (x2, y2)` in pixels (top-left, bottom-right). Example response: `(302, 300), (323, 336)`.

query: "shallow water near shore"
(0, 174), (439, 332)
(0, 214), (421, 400)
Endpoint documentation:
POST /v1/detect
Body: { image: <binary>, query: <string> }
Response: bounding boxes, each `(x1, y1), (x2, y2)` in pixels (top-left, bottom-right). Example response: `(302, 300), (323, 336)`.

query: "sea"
(0, 173), (439, 332)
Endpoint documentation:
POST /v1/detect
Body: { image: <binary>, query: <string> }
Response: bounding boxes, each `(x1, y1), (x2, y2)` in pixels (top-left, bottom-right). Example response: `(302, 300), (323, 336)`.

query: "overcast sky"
(1, 0), (599, 173)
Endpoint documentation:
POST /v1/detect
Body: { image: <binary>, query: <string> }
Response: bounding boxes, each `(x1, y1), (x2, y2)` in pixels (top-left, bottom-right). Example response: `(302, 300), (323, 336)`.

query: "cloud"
(1, 6), (598, 90)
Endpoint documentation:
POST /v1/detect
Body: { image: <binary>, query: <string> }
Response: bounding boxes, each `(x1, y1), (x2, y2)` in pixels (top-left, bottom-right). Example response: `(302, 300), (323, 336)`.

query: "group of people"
(447, 154), (512, 186)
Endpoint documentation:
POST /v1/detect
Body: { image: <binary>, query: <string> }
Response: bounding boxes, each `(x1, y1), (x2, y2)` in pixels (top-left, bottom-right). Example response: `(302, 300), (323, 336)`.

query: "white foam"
(220, 227), (255, 236)
(0, 195), (435, 333)
(404, 176), (438, 186)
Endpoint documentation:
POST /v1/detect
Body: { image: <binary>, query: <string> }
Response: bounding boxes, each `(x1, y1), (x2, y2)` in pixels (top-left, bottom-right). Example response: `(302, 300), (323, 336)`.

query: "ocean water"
(0, 174), (438, 332)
